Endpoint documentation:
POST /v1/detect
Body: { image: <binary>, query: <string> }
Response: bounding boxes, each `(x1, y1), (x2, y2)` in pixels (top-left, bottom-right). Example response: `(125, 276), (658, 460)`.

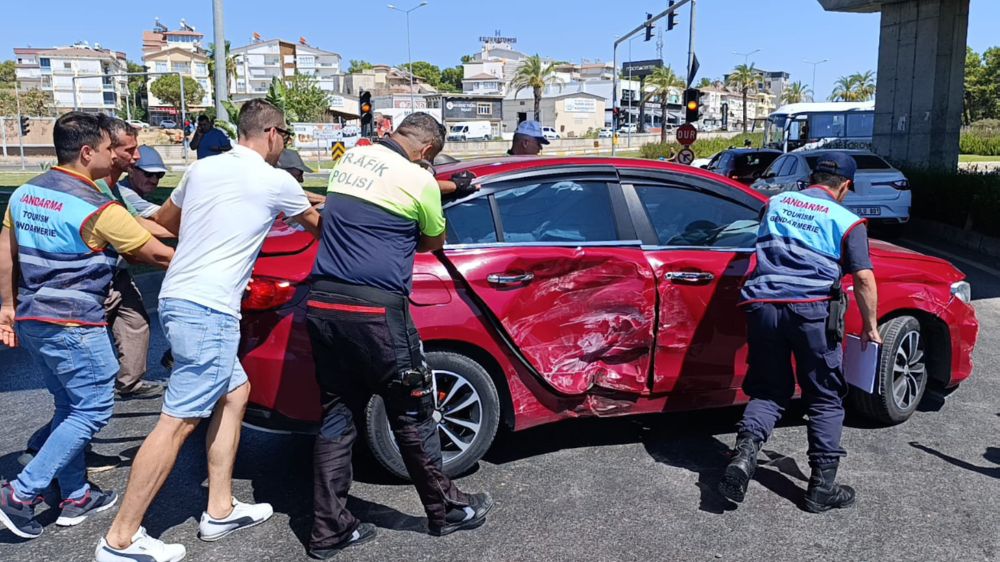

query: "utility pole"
(213, 0), (229, 122)
(803, 59), (829, 102)
(388, 2), (428, 114)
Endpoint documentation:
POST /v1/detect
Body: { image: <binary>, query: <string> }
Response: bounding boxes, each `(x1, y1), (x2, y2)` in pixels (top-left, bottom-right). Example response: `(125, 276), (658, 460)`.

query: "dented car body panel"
(239, 157), (979, 433)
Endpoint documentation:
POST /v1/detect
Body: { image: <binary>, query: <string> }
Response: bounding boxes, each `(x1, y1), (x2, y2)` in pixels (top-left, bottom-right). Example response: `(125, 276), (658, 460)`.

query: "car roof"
(434, 156), (766, 201)
(721, 148), (782, 154)
(793, 149), (881, 156)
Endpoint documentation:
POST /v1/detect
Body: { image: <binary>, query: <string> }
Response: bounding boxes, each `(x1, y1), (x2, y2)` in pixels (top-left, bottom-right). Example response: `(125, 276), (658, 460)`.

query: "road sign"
(330, 141), (346, 161)
(676, 123), (697, 145)
(676, 147), (696, 165)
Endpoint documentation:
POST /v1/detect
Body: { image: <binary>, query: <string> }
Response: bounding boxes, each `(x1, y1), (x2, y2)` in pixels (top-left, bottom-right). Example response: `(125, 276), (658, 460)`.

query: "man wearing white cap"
(507, 120), (549, 156)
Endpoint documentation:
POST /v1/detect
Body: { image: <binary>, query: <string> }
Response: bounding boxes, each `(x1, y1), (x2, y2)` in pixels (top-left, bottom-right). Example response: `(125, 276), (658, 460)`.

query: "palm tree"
(727, 63), (760, 133)
(831, 70), (876, 102)
(781, 81), (811, 104)
(207, 40), (237, 93)
(643, 66), (685, 142)
(509, 54), (564, 122)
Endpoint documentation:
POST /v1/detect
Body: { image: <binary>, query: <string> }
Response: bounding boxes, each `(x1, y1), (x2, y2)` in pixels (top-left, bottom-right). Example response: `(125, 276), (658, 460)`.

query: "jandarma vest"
(9, 168), (119, 325)
(740, 188), (863, 304)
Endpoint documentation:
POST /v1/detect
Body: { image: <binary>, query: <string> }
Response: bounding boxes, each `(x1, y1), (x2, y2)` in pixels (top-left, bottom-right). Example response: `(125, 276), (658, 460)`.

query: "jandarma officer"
(719, 151), (881, 513)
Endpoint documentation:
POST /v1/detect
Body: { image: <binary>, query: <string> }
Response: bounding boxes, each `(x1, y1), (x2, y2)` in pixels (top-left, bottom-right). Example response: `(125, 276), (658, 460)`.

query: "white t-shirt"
(159, 144), (311, 317)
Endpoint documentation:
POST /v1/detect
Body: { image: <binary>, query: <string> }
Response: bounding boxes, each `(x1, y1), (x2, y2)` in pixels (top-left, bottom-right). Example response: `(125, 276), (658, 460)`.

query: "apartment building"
(13, 43), (128, 114)
(142, 19), (213, 125)
(461, 34), (527, 96)
(341, 65), (436, 97)
(231, 37), (341, 100)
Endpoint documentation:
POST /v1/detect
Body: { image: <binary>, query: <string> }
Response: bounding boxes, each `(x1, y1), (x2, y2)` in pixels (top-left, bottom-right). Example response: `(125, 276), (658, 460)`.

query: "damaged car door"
(620, 169), (763, 401)
(442, 168), (657, 396)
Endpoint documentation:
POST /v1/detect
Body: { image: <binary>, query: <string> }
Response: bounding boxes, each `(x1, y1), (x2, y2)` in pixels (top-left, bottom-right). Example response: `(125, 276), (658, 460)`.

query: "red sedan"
(239, 157), (979, 479)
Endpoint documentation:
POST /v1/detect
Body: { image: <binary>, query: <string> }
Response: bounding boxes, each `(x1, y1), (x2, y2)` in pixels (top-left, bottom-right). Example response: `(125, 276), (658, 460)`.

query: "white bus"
(764, 101), (875, 152)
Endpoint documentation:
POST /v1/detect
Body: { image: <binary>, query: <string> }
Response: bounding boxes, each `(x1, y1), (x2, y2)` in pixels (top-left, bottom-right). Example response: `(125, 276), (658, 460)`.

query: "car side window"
(636, 185), (760, 248)
(764, 156), (785, 178)
(494, 179), (616, 243)
(445, 197), (497, 245)
(785, 157), (799, 177)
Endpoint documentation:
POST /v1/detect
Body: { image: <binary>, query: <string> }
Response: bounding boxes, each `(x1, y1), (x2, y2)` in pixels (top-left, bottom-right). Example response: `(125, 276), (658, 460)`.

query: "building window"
(39, 58), (50, 68)
(297, 55), (315, 67)
(155, 62), (168, 73)
(194, 63), (208, 76)
(63, 62), (72, 70)
(477, 102), (491, 116)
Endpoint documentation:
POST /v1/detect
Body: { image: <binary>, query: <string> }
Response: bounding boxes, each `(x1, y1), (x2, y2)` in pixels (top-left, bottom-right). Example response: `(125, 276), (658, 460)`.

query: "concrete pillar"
(873, 0), (968, 170)
(819, 0), (970, 170)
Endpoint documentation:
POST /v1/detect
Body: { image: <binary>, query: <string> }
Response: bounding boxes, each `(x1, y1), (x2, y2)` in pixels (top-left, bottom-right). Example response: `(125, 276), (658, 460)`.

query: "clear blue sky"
(2, 0), (997, 101)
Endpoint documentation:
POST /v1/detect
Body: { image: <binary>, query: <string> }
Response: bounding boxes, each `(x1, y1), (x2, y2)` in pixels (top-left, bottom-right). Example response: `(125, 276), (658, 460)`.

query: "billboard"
(621, 59), (663, 78)
(443, 98), (502, 120)
(563, 97), (598, 113)
(292, 123), (361, 149)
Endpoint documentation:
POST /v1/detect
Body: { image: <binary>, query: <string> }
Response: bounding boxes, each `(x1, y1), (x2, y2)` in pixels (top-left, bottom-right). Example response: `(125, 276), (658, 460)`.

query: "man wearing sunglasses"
(118, 146), (167, 219)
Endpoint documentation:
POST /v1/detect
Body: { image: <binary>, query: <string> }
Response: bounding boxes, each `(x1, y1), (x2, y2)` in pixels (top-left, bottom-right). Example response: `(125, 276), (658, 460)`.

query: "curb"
(907, 218), (1000, 265)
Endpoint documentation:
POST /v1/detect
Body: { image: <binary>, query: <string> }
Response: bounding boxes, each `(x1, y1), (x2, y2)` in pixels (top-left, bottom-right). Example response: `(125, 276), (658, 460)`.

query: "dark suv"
(703, 148), (782, 185)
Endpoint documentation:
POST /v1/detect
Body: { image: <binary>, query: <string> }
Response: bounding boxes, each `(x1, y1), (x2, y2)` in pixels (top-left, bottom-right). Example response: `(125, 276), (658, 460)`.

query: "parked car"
(703, 148), (783, 185)
(159, 119), (178, 129)
(598, 128), (614, 138)
(240, 156), (978, 479)
(126, 120), (150, 130)
(542, 127), (560, 140)
(750, 150), (912, 225)
(618, 124), (637, 134)
(447, 121), (493, 142)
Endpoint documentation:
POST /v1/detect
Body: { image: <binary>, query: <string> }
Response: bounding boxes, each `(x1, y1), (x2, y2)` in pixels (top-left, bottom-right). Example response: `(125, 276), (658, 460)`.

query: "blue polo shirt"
(197, 128), (232, 159)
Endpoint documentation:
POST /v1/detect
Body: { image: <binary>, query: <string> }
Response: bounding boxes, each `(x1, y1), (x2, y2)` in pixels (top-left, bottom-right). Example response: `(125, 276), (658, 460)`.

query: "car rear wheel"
(364, 351), (501, 480)
(848, 316), (928, 425)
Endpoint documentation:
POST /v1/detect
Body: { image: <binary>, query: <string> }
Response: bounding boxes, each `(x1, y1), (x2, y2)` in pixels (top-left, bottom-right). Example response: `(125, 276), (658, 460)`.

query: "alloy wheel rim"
(891, 329), (926, 410)
(388, 369), (483, 464)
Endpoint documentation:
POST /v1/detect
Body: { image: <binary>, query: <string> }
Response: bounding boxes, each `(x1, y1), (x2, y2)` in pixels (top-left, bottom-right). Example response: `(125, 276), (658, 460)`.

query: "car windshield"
(450, 126), (466, 132)
(733, 152), (780, 173)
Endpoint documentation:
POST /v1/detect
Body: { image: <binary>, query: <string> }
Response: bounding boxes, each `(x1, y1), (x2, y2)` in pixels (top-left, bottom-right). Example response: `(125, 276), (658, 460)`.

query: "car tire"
(364, 351), (501, 480)
(848, 316), (928, 425)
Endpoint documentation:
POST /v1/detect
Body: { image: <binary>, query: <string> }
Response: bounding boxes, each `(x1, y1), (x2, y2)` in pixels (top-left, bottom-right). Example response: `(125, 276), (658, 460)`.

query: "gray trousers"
(104, 269), (151, 392)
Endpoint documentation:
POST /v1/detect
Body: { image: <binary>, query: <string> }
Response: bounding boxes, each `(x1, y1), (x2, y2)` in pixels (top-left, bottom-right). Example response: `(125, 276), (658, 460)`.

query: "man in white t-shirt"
(98, 100), (321, 562)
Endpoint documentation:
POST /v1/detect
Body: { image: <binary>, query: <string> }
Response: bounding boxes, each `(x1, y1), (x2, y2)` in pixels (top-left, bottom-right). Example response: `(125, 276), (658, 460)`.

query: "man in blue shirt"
(189, 115), (232, 159)
(719, 151), (881, 513)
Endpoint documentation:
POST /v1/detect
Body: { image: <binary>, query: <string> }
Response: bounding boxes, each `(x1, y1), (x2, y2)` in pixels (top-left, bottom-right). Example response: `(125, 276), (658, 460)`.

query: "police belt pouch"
(827, 280), (849, 344)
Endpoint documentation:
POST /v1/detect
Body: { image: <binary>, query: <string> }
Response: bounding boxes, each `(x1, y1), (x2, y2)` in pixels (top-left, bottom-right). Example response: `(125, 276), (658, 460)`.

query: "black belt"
(310, 278), (407, 309)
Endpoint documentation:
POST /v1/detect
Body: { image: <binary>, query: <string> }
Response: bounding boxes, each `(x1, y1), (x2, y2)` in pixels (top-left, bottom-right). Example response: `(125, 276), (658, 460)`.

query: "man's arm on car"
(287, 206), (323, 239)
(417, 232), (446, 253)
(852, 268), (881, 349)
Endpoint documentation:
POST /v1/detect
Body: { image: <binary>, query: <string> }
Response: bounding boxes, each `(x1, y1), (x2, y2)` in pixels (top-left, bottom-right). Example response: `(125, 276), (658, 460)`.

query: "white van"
(447, 121), (493, 142)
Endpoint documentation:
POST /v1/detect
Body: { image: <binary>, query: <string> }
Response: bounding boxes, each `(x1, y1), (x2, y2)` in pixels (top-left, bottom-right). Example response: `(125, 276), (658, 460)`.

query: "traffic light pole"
(687, 0), (696, 88)
(611, 0), (692, 156)
(14, 79), (26, 170)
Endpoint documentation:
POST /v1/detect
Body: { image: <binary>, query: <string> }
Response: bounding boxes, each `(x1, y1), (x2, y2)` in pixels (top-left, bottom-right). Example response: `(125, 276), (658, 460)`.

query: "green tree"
(150, 74), (204, 111)
(348, 59), (373, 74)
(0, 88), (54, 116)
(400, 61), (443, 90)
(831, 70), (876, 102)
(285, 73), (330, 122)
(509, 54), (564, 122)
(0, 60), (15, 85)
(440, 65), (464, 92)
(207, 40), (236, 94)
(980, 47), (1000, 119)
(727, 63), (760, 133)
(122, 60), (148, 121)
(696, 77), (713, 89)
(781, 81), (811, 105)
(642, 66), (684, 142)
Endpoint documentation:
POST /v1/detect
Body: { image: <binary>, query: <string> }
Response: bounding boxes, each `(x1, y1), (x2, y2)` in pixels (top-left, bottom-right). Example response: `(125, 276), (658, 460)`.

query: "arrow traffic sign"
(330, 141), (346, 161)
(676, 147), (696, 165)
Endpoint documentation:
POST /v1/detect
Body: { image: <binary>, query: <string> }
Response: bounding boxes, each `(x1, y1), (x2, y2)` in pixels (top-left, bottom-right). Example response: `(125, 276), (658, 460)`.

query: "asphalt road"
(1, 237), (998, 562)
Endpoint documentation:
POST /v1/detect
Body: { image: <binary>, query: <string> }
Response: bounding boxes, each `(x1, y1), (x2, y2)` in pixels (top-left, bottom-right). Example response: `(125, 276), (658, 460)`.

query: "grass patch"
(959, 154), (1000, 162)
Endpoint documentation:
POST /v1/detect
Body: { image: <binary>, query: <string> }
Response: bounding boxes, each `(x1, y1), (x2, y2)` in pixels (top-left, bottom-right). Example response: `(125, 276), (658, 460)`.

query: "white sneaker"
(95, 526), (186, 562)
(197, 497), (273, 542)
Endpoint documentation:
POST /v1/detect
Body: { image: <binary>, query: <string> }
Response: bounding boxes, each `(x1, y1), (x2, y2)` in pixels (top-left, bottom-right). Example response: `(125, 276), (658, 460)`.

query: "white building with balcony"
(13, 44), (128, 115)
(231, 38), (341, 100)
(142, 19), (214, 124)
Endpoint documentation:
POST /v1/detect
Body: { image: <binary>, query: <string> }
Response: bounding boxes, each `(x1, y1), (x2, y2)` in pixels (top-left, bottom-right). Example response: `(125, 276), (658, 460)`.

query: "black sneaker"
(56, 487), (118, 526)
(86, 451), (123, 475)
(428, 492), (495, 537)
(116, 382), (163, 400)
(308, 523), (377, 559)
(0, 482), (42, 539)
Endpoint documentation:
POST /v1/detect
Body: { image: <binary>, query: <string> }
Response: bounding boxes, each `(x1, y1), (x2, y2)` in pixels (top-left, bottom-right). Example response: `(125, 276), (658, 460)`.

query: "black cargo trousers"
(305, 279), (469, 550)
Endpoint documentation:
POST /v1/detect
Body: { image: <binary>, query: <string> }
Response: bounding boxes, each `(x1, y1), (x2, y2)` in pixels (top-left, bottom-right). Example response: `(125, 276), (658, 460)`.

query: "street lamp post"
(803, 59), (829, 102)
(388, 1), (428, 114)
(732, 49), (760, 66)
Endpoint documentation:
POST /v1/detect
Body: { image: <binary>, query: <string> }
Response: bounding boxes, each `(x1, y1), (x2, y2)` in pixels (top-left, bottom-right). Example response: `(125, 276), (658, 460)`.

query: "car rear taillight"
(243, 277), (298, 311)
(891, 179), (909, 190)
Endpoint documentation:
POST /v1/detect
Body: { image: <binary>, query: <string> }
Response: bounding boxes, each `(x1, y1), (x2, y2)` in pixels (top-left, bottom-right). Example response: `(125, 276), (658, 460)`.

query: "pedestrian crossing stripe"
(330, 142), (346, 161)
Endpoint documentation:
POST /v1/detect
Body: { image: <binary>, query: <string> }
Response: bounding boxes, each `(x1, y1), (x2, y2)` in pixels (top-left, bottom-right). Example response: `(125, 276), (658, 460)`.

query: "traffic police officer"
(718, 151), (882, 512)
(305, 112), (491, 559)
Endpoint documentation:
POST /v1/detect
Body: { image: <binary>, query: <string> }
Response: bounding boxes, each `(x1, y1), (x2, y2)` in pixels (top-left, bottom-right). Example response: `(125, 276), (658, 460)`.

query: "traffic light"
(644, 13), (654, 41)
(19, 116), (30, 136)
(612, 107), (621, 129)
(359, 91), (373, 137)
(683, 88), (701, 123)
(667, 0), (677, 31)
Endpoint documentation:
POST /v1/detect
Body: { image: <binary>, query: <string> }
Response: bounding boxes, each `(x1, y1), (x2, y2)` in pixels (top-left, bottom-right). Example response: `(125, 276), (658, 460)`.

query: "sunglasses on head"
(140, 169), (165, 179)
